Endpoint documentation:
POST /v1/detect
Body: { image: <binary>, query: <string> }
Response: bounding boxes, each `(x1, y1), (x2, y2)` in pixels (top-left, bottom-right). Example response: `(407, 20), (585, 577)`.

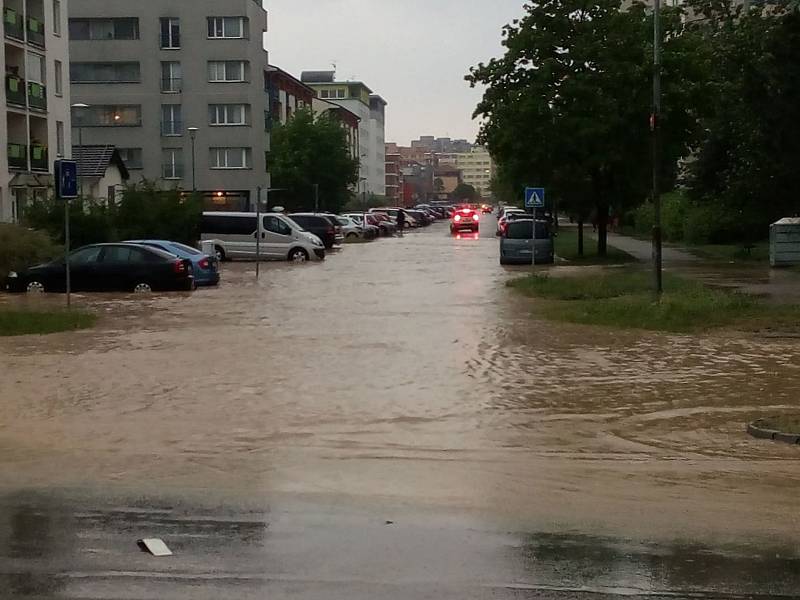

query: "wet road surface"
(2, 217), (800, 598)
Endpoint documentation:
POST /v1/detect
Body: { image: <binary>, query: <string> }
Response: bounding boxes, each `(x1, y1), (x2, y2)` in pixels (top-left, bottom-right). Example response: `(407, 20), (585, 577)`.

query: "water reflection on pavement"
(1, 219), (800, 598)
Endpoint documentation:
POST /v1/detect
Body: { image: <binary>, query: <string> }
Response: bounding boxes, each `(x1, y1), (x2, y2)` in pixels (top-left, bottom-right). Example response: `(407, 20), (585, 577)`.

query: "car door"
(262, 215), (293, 258)
(95, 245), (135, 291)
(67, 245), (104, 291)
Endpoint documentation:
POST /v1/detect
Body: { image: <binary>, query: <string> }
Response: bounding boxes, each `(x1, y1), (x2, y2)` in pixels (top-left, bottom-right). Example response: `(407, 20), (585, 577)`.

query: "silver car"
(499, 219), (555, 265)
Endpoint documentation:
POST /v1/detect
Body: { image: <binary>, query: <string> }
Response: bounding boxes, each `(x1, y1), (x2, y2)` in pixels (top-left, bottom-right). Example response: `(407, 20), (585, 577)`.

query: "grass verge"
(756, 415), (800, 434)
(555, 229), (636, 264)
(508, 269), (800, 333)
(0, 309), (97, 336)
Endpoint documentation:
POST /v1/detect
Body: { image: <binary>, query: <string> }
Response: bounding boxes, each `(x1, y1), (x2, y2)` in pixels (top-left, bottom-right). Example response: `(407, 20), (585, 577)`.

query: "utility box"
(770, 218), (800, 267)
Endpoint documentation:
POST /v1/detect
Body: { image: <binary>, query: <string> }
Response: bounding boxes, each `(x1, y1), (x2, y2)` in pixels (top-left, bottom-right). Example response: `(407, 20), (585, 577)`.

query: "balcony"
(5, 75), (25, 106)
(161, 120), (183, 136)
(162, 163), (184, 179)
(30, 144), (47, 171)
(7, 143), (27, 169)
(27, 81), (46, 110)
(26, 16), (44, 47)
(160, 77), (182, 93)
(4, 8), (24, 41)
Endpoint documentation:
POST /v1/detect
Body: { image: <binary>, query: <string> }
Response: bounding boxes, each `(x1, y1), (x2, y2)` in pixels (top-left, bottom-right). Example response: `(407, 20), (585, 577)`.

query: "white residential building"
(1, 0), (72, 222)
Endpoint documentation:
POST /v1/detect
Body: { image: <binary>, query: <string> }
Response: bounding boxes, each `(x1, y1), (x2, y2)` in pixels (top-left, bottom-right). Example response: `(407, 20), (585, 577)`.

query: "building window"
(160, 61), (182, 92)
(162, 148), (183, 179)
(210, 147), (251, 169)
(75, 105), (141, 127)
(70, 61), (140, 83)
(160, 18), (180, 49)
(209, 104), (249, 126)
(69, 18), (139, 40)
(27, 52), (45, 83)
(54, 60), (63, 95)
(161, 104), (183, 136)
(118, 147), (143, 169)
(56, 121), (65, 156)
(53, 0), (62, 35)
(207, 17), (247, 39)
(208, 61), (247, 82)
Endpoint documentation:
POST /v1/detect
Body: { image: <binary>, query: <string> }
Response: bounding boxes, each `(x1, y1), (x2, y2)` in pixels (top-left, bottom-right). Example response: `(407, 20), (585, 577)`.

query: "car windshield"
(168, 242), (202, 256)
(283, 216), (306, 232)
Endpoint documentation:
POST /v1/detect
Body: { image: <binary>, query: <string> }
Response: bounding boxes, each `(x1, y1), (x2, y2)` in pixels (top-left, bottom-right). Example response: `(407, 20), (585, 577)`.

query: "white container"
(770, 218), (800, 267)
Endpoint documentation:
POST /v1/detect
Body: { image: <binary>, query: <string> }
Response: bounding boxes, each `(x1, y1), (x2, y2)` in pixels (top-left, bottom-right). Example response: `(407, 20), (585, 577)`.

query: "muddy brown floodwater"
(2, 219), (800, 550)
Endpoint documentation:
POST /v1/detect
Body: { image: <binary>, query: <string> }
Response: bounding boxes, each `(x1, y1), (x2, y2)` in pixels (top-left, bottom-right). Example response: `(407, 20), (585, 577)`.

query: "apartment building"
(68, 0), (270, 211)
(455, 146), (494, 197)
(264, 64), (313, 127)
(1, 0), (71, 222)
(301, 70), (386, 197)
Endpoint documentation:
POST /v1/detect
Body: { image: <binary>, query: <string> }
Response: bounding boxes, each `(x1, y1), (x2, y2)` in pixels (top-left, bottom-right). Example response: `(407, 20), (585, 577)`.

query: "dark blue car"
(126, 240), (220, 286)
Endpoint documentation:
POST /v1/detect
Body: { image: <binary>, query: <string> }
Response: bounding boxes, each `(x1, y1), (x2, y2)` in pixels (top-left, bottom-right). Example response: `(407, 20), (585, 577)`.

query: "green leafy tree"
(685, 4), (800, 241)
(115, 182), (202, 244)
(467, 0), (704, 255)
(452, 183), (479, 202)
(269, 109), (359, 214)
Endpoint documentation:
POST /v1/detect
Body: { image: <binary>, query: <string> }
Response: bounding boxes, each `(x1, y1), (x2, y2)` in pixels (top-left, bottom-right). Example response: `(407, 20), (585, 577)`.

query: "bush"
(632, 192), (690, 242)
(24, 198), (115, 248)
(632, 202), (654, 238)
(0, 224), (61, 280)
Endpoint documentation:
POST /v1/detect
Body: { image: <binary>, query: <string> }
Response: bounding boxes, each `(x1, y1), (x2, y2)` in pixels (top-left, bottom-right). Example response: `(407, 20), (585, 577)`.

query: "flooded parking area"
(2, 219), (800, 597)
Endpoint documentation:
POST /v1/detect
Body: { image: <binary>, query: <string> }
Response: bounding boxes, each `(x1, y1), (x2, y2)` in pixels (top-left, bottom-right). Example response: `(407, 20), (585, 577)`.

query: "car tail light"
(473, 214), (480, 222)
(199, 257), (210, 270)
(454, 214), (462, 222)
(173, 259), (187, 274)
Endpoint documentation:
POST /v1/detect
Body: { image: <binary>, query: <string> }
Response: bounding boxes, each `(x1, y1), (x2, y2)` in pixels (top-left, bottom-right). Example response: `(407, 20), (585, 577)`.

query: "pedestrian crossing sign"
(525, 187), (545, 209)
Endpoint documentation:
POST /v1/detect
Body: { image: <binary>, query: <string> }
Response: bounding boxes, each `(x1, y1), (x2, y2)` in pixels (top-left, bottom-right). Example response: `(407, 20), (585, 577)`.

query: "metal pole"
(191, 136), (197, 192)
(65, 199), (71, 308)
(314, 183), (319, 213)
(652, 0), (663, 296)
(78, 125), (83, 198)
(256, 186), (261, 280)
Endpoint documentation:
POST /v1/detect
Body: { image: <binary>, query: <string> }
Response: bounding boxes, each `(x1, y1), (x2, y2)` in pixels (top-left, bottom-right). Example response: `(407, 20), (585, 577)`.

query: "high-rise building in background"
(1, 0), (71, 223)
(301, 70), (387, 198)
(68, 0), (270, 211)
(453, 146), (494, 197)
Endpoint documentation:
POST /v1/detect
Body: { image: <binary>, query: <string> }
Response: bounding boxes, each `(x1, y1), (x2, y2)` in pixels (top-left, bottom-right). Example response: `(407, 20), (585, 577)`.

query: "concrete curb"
(747, 420), (800, 445)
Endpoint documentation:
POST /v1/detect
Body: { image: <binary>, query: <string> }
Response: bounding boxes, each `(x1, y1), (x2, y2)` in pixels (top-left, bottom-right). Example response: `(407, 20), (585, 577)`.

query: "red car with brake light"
(451, 207), (480, 234)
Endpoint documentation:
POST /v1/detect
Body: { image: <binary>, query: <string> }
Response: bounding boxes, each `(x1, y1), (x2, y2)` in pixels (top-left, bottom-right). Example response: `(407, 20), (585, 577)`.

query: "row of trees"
(468, 0), (800, 254)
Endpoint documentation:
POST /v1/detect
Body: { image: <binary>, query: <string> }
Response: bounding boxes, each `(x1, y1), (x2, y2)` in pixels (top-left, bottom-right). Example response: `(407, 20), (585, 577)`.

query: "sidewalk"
(605, 232), (699, 265)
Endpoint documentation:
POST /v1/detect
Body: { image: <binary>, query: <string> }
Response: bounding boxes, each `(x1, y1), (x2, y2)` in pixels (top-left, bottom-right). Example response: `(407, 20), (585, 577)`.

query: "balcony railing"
(4, 8), (24, 41)
(5, 75), (25, 106)
(27, 81), (46, 110)
(30, 145), (48, 171)
(162, 163), (184, 179)
(26, 16), (44, 47)
(8, 143), (27, 169)
(161, 119), (183, 136)
(160, 77), (182, 93)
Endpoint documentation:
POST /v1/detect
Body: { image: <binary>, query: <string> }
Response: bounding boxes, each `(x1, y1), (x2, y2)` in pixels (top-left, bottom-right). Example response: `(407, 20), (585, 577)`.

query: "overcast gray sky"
(262, 0), (525, 146)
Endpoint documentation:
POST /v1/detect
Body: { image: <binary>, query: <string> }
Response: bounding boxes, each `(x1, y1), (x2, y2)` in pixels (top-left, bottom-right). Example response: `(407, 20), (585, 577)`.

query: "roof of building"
(301, 71), (373, 93)
(266, 65), (316, 96)
(72, 145), (129, 179)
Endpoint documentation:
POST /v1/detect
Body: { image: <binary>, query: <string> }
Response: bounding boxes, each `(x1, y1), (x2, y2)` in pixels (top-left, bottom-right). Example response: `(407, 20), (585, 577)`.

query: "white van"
(200, 212), (326, 262)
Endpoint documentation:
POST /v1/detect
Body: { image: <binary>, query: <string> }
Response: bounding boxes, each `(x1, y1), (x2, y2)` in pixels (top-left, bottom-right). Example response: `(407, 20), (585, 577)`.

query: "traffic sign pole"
(65, 202), (71, 308)
(525, 187), (546, 269)
(55, 159), (78, 308)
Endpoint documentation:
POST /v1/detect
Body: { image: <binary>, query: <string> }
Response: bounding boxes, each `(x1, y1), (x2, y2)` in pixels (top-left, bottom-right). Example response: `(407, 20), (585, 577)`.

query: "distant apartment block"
(301, 70), (386, 197)
(68, 0), (270, 211)
(454, 146), (494, 197)
(1, 0), (71, 222)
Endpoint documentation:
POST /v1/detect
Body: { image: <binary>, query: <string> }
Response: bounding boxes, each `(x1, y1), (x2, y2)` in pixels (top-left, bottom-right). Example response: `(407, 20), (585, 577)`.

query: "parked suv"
(288, 213), (339, 249)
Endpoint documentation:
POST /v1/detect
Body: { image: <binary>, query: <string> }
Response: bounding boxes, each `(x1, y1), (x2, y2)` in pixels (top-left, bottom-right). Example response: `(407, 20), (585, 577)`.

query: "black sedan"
(5, 243), (195, 294)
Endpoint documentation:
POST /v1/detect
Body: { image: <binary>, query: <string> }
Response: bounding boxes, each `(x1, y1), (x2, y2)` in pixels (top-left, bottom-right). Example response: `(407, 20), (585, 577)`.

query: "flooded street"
(2, 218), (800, 598)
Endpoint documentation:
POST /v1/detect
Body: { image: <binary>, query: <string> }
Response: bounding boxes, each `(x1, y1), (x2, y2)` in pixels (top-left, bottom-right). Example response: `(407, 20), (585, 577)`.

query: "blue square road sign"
(525, 187), (545, 209)
(55, 159), (78, 200)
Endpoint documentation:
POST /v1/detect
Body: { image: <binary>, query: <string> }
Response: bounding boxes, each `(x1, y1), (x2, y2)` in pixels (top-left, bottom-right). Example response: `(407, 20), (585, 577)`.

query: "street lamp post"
(67, 103), (89, 309)
(652, 0), (663, 295)
(188, 127), (199, 193)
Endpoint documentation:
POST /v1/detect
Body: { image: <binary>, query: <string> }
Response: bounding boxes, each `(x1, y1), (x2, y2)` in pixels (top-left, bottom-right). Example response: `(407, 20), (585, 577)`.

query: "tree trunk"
(577, 217), (584, 256)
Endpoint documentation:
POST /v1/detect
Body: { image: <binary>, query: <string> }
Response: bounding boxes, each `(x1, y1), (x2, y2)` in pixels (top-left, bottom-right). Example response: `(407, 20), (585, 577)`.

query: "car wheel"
(215, 246), (227, 262)
(288, 248), (309, 263)
(26, 280), (45, 294)
(133, 282), (153, 293)
(346, 232), (359, 239)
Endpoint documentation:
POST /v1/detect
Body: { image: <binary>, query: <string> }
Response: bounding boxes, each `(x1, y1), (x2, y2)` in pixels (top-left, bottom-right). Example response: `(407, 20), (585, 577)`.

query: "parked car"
(126, 239), (220, 286)
(370, 208), (419, 228)
(200, 212), (325, 262)
(500, 219), (555, 265)
(288, 213), (340, 249)
(407, 209), (432, 226)
(5, 243), (195, 294)
(368, 213), (398, 236)
(451, 206), (481, 233)
(496, 208), (528, 236)
(320, 213), (345, 245)
(343, 213), (383, 237)
(336, 216), (377, 240)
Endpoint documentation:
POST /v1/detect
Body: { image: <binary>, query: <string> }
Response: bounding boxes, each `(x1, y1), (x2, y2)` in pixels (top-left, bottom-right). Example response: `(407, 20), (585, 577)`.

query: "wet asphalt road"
(2, 217), (800, 598)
